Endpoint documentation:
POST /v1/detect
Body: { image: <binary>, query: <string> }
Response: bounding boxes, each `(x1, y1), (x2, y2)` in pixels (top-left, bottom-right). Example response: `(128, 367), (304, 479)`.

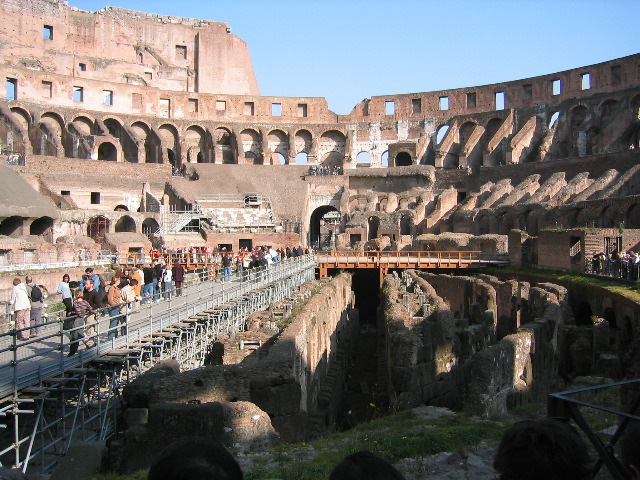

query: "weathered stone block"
(123, 359), (180, 408)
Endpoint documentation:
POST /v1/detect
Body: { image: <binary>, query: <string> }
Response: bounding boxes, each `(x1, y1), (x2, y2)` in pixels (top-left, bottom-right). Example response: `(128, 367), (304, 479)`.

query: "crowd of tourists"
(307, 165), (343, 176)
(145, 418), (640, 480)
(8, 245), (312, 352)
(591, 250), (640, 280)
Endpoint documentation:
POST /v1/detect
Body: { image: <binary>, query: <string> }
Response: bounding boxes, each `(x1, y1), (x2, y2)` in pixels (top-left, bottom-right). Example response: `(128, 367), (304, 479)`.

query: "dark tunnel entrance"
(337, 269), (382, 430)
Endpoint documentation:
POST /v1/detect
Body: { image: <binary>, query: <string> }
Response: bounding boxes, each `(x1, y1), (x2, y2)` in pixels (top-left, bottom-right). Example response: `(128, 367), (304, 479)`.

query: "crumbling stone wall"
(128, 274), (356, 449)
(380, 270), (572, 417)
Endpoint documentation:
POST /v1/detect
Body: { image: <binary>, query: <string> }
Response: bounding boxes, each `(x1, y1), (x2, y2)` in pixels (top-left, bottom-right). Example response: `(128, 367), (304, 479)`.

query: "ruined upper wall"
(349, 53), (640, 120)
(0, 0), (259, 96)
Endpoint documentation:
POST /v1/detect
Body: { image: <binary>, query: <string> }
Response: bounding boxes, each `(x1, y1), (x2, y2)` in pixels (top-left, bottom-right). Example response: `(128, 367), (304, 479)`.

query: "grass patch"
(245, 410), (506, 480)
(486, 266), (640, 303)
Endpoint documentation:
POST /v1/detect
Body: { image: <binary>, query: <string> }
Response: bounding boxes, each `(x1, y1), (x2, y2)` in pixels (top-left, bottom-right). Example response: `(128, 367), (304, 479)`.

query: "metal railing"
(0, 254), (316, 472)
(0, 250), (114, 273)
(316, 250), (509, 268)
(548, 379), (640, 479)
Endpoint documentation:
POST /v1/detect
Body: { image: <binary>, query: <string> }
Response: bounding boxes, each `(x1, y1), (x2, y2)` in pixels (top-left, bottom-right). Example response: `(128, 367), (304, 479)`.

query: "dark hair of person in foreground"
(147, 438), (243, 480)
(329, 450), (405, 480)
(493, 418), (593, 480)
(621, 420), (640, 480)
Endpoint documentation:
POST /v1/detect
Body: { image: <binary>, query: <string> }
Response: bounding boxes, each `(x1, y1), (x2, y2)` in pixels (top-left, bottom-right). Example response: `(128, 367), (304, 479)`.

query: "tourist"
(162, 262), (174, 299)
(121, 278), (141, 336)
(57, 273), (73, 315)
(172, 261), (185, 296)
(10, 278), (30, 341)
(153, 259), (163, 300)
(493, 418), (593, 480)
(69, 289), (96, 354)
(79, 267), (100, 292)
(131, 266), (143, 297)
(106, 277), (123, 341)
(222, 252), (233, 281)
(148, 438), (243, 480)
(82, 278), (102, 346)
(25, 275), (44, 338)
(142, 263), (155, 303)
(329, 451), (405, 480)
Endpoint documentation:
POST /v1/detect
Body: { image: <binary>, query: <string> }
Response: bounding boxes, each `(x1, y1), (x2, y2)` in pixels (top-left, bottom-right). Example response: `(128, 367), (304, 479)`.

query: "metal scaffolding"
(0, 255), (316, 473)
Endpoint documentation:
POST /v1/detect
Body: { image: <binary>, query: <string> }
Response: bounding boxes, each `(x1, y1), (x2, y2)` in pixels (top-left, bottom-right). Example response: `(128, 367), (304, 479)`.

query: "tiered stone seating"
(204, 207), (276, 231)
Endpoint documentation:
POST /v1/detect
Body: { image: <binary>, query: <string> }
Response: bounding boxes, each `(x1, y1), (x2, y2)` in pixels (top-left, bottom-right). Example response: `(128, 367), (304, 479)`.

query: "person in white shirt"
(10, 278), (31, 341)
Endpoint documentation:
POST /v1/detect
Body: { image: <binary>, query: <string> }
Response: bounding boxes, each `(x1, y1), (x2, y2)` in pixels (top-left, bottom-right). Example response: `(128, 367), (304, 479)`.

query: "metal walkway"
(0, 255), (316, 473)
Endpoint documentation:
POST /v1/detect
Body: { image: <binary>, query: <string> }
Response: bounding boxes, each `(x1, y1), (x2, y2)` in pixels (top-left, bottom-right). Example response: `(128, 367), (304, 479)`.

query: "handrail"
(315, 250), (508, 268)
(0, 254), (316, 401)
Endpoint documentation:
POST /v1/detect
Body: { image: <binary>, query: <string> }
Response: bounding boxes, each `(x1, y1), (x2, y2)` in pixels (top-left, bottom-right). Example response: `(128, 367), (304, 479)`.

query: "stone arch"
(400, 214), (412, 235)
(585, 126), (600, 155)
(381, 151), (389, 167)
(478, 214), (491, 235)
(131, 121), (156, 163)
(575, 301), (593, 326)
(142, 217), (159, 237)
(0, 216), (23, 237)
(309, 205), (340, 249)
(213, 127), (235, 164)
(97, 141), (117, 161)
(319, 130), (346, 167)
(103, 117), (123, 137)
(185, 125), (208, 163)
(394, 151), (412, 166)
(569, 105), (590, 128)
(10, 106), (32, 126)
(564, 208), (581, 228)
(87, 215), (109, 242)
(603, 307), (617, 331)
(38, 111), (66, 156)
(5, 107), (31, 154)
(599, 98), (618, 122)
(295, 152), (308, 165)
(368, 216), (380, 240)
(459, 121), (476, 145)
(240, 128), (261, 164)
(569, 105), (591, 157)
(115, 215), (136, 233)
(268, 129), (289, 164)
(159, 123), (180, 166)
(631, 94), (640, 120)
(575, 207), (595, 228)
(356, 151), (371, 166)
(294, 129), (312, 154)
(523, 209), (540, 236)
(484, 117), (503, 139)
(627, 203), (640, 228)
(104, 116), (137, 162)
(115, 205), (128, 211)
(496, 211), (516, 235)
(70, 115), (94, 136)
(30, 216), (54, 241)
(436, 125), (450, 144)
(599, 206), (619, 228)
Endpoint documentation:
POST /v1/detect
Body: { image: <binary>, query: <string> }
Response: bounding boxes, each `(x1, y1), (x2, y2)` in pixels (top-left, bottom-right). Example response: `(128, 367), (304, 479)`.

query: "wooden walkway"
(316, 250), (508, 284)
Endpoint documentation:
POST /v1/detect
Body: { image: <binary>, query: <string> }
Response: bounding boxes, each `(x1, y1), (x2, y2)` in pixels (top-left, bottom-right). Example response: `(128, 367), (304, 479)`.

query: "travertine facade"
(1, 0), (640, 288)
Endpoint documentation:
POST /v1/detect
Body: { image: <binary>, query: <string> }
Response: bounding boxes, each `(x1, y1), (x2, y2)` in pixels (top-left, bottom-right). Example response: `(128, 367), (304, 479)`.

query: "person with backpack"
(25, 275), (44, 338)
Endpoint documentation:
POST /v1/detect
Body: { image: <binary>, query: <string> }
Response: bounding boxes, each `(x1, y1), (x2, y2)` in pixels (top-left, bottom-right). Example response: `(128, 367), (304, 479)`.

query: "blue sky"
(71, 0), (638, 115)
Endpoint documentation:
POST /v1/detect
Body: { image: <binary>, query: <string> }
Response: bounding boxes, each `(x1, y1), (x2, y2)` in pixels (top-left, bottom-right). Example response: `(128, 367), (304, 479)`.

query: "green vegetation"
(92, 410), (507, 480)
(486, 266), (640, 303)
(245, 410), (505, 480)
